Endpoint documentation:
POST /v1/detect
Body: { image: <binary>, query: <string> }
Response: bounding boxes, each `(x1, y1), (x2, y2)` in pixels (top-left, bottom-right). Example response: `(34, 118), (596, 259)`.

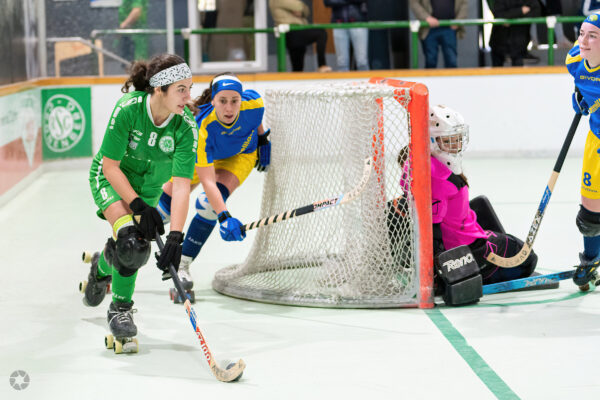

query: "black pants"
(491, 50), (524, 67)
(286, 29), (328, 71)
(470, 231), (537, 284)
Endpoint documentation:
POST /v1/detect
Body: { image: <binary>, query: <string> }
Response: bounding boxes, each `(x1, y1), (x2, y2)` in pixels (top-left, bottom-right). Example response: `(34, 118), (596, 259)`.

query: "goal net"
(212, 78), (433, 308)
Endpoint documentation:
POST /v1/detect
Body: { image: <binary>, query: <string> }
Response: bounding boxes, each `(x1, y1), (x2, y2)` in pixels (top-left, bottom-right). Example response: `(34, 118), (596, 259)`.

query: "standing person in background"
(566, 13), (600, 289)
(118, 0), (148, 61)
(157, 73), (271, 290)
(269, 0), (332, 72)
(83, 54), (197, 345)
(409, 0), (468, 68)
(489, 0), (542, 67)
(323, 0), (370, 71)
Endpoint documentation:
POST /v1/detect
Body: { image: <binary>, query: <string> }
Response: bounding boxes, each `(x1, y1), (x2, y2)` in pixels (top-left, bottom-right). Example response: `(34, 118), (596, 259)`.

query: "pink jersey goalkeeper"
(429, 157), (488, 249)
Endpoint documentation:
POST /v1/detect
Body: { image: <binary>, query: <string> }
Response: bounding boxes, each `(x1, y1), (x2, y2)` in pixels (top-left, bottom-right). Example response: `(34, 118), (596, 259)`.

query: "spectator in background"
(324, 0), (370, 71)
(269, 0), (332, 72)
(530, 0), (572, 49)
(118, 0), (148, 61)
(582, 0), (600, 16)
(489, 0), (542, 67)
(409, 0), (469, 68)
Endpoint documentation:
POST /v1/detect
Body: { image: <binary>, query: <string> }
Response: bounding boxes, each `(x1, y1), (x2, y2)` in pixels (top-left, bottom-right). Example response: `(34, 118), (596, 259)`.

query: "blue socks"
(583, 235), (600, 260)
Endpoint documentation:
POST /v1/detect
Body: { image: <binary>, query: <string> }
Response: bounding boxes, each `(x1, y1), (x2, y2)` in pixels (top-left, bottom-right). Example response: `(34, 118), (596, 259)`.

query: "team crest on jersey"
(159, 136), (175, 153)
(43, 94), (85, 152)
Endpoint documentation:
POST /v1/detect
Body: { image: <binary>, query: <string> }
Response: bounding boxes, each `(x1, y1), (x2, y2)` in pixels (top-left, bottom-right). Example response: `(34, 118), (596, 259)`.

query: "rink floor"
(1, 156), (599, 400)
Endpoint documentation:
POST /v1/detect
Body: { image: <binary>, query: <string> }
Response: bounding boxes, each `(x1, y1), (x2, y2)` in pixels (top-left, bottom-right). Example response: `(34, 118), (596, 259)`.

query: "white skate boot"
(169, 256), (196, 304)
(177, 255), (194, 290)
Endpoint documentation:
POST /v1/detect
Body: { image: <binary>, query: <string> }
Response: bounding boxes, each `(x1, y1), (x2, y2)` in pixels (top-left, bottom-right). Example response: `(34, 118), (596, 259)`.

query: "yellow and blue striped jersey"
(195, 89), (264, 166)
(566, 42), (600, 137)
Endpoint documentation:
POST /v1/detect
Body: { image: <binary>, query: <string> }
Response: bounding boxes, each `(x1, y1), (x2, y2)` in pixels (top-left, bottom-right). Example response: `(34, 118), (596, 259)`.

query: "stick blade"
(211, 359), (246, 382)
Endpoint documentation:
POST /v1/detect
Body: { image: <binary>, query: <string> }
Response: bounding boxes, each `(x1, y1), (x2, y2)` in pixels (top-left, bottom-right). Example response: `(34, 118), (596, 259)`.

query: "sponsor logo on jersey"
(43, 94), (86, 152)
(159, 136), (175, 153)
(183, 114), (196, 128)
(122, 96), (140, 107)
(579, 75), (600, 82)
(221, 126), (242, 136)
(239, 132), (253, 153)
(442, 253), (475, 272)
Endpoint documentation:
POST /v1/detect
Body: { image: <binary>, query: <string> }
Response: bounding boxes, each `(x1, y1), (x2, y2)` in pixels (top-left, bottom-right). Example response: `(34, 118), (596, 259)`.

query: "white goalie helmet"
(429, 104), (469, 175)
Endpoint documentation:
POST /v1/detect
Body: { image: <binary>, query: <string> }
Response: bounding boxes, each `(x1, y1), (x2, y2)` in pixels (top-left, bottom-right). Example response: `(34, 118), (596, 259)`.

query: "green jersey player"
(82, 54), (197, 351)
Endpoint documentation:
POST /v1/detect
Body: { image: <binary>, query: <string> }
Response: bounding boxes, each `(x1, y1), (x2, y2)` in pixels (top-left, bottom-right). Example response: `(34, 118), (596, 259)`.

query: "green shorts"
(89, 158), (161, 219)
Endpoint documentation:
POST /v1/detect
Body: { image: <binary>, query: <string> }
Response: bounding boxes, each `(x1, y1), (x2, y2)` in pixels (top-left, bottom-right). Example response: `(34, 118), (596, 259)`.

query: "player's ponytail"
(122, 61), (150, 93)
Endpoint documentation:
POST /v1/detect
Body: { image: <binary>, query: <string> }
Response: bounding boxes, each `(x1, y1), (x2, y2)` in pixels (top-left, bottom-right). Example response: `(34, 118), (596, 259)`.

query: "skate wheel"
(79, 281), (87, 293)
(113, 339), (123, 354)
(82, 251), (93, 263)
(122, 339), (138, 353)
(105, 334), (114, 349)
(579, 283), (590, 292)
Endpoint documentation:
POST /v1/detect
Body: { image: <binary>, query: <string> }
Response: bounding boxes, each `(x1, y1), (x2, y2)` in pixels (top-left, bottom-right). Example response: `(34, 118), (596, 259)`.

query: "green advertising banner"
(41, 87), (92, 159)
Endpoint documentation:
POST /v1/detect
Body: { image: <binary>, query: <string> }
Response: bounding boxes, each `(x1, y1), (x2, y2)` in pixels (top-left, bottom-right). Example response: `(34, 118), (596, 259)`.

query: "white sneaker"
(177, 256), (193, 290)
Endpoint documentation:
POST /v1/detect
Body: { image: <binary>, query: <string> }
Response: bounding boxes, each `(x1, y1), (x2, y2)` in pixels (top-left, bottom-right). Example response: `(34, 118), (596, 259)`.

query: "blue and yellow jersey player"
(566, 13), (600, 289)
(157, 73), (271, 288)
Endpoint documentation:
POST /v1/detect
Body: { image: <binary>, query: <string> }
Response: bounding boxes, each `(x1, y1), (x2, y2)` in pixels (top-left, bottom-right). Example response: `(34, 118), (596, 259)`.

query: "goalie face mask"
(429, 105), (470, 175)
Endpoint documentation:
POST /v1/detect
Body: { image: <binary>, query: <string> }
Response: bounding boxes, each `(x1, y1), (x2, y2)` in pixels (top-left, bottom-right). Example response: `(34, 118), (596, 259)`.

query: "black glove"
(129, 197), (165, 240)
(255, 129), (271, 172)
(156, 231), (184, 280)
(573, 87), (589, 116)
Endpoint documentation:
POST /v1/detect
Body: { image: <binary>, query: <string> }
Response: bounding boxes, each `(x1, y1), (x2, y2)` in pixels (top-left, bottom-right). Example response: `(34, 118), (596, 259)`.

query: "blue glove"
(573, 87), (589, 116)
(255, 129), (271, 172)
(218, 211), (246, 241)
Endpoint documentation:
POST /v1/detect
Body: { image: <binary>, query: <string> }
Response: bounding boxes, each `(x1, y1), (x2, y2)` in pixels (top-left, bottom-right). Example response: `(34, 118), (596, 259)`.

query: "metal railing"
(88, 15), (585, 72)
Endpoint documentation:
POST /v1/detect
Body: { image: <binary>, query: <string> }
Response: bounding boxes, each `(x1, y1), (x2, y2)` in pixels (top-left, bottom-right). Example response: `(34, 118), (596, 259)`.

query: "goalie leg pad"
(436, 245), (482, 306)
(470, 195), (505, 233)
(576, 205), (600, 237)
(113, 226), (151, 277)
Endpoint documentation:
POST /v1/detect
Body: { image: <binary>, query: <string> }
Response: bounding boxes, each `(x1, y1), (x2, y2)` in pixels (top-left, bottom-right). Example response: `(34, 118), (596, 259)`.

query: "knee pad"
(195, 182), (231, 222)
(113, 226), (151, 277)
(576, 205), (600, 237)
(103, 237), (116, 266)
(157, 192), (172, 224)
(195, 192), (217, 222)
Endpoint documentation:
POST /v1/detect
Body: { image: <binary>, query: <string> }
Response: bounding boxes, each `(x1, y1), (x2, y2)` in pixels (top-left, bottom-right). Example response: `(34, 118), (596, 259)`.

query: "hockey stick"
(482, 270), (575, 295)
(155, 233), (246, 382)
(242, 157), (372, 233)
(486, 113), (582, 268)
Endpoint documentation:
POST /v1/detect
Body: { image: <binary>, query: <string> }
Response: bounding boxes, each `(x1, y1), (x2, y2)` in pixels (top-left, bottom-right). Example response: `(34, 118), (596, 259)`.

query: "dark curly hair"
(121, 53), (187, 94)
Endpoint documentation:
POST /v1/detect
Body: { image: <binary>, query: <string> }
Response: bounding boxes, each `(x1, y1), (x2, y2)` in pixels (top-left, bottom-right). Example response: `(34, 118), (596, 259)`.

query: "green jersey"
(89, 91), (198, 215)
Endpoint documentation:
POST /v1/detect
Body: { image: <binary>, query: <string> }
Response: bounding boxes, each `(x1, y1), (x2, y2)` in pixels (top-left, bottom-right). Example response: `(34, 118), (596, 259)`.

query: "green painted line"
(426, 308), (520, 400)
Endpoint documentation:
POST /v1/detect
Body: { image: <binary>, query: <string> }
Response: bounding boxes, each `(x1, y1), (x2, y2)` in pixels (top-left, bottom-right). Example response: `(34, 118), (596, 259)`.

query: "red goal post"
(369, 77), (433, 308)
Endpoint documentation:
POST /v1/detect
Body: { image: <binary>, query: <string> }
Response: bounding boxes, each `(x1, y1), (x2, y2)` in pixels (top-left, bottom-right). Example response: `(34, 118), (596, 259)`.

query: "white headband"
(211, 75), (242, 85)
(149, 63), (192, 87)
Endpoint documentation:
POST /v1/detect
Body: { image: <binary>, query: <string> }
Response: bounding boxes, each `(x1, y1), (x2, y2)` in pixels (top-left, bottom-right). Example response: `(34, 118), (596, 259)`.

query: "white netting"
(212, 82), (424, 307)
